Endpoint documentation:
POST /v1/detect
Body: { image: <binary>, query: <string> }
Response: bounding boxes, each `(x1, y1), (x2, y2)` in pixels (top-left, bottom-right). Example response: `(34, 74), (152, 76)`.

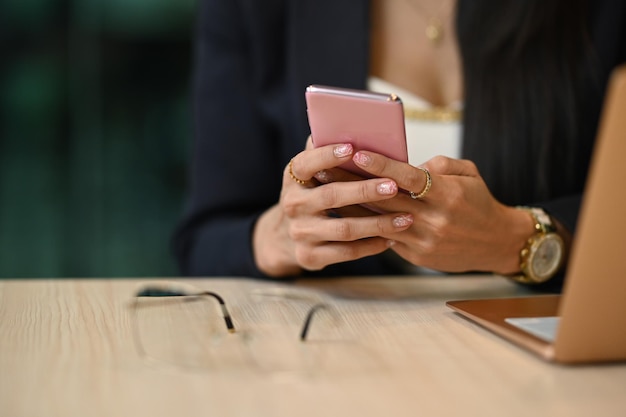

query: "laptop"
(446, 65), (626, 364)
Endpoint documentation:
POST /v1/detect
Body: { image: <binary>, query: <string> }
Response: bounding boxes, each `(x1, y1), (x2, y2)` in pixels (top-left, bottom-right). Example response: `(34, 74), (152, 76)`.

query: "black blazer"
(173, 0), (626, 279)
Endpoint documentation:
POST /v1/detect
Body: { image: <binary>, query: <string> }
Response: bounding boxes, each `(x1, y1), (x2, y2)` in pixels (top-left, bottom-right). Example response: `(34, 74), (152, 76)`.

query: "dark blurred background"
(0, 0), (195, 277)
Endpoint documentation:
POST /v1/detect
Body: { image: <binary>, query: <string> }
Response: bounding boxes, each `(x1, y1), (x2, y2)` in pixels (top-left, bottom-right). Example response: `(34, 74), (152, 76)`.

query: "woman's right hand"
(252, 139), (415, 278)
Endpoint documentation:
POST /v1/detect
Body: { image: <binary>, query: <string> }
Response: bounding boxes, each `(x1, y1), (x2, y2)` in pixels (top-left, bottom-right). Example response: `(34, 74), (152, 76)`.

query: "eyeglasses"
(129, 282), (380, 377)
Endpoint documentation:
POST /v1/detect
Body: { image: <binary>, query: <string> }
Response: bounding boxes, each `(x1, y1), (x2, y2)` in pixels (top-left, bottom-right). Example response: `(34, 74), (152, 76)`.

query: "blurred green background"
(0, 0), (195, 277)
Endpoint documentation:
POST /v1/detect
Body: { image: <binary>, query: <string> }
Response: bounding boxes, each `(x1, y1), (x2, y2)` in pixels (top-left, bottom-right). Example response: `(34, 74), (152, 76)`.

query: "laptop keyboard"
(505, 316), (560, 343)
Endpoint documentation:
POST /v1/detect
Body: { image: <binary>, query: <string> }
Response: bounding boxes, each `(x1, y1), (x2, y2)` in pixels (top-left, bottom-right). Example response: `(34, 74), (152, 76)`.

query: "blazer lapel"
(287, 0), (370, 135)
(288, 0), (369, 89)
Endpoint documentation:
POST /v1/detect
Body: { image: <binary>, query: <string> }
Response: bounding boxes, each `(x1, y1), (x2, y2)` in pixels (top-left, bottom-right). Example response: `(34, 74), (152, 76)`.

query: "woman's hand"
(349, 152), (535, 275)
(252, 139), (415, 278)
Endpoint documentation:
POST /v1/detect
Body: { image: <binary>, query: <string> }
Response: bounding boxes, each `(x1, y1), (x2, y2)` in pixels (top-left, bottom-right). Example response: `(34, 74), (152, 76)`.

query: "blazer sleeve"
(529, 0), (626, 291)
(172, 0), (280, 277)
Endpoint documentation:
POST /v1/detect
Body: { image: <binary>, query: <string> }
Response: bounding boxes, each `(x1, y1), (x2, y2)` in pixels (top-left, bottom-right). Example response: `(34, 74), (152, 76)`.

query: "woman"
(173, 0), (626, 288)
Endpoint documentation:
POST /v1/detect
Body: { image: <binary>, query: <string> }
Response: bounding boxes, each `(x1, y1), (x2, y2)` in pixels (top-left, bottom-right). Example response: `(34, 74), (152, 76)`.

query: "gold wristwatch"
(509, 207), (565, 284)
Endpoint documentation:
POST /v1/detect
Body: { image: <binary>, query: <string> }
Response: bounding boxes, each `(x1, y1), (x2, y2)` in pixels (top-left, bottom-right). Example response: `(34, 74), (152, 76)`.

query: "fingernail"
(393, 214), (413, 228)
(315, 170), (332, 183)
(333, 144), (353, 158)
(386, 240), (397, 248)
(377, 181), (397, 195)
(353, 152), (371, 166)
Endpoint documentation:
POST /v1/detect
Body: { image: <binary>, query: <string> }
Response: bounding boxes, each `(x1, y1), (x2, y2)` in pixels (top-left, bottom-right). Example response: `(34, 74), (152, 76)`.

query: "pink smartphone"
(305, 84), (408, 177)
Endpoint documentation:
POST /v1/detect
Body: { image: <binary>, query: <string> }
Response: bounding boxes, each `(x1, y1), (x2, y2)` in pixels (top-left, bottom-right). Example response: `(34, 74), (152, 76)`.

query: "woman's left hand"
(347, 152), (533, 274)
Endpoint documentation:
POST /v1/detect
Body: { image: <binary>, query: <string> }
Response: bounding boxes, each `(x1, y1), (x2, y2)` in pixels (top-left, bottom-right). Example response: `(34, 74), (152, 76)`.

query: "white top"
(368, 77), (463, 166)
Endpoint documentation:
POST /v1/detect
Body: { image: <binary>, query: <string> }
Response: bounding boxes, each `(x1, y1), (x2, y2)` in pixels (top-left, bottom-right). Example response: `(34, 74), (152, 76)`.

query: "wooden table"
(1, 276), (625, 417)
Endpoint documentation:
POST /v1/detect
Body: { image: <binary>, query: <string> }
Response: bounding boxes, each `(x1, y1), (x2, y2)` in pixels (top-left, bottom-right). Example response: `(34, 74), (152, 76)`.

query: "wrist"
(253, 205), (303, 278)
(491, 205), (537, 276)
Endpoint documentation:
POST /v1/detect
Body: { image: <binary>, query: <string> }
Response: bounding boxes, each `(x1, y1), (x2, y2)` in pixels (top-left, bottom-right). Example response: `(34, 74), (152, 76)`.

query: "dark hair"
(457, 0), (592, 205)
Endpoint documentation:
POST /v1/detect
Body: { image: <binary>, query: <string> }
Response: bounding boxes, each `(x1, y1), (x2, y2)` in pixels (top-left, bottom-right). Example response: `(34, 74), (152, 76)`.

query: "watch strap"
(518, 206), (556, 234)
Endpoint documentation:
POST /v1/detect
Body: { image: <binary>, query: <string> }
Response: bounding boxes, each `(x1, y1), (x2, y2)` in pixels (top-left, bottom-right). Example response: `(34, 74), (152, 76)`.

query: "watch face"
(530, 234), (564, 280)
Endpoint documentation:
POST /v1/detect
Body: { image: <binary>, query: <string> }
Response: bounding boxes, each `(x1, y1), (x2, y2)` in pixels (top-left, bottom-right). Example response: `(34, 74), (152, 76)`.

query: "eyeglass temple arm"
(300, 303), (330, 342)
(199, 291), (235, 333)
(135, 287), (235, 333)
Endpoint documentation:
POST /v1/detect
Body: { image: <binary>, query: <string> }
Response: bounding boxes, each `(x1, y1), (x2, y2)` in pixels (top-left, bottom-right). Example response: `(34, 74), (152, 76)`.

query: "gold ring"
(409, 167), (432, 199)
(288, 158), (308, 185)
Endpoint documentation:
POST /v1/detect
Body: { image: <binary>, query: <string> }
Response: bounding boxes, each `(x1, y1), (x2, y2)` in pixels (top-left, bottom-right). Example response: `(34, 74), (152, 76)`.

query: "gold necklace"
(404, 0), (453, 46)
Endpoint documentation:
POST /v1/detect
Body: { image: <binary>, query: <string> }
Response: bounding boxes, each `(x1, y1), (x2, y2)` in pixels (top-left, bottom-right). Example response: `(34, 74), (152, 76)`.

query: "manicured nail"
(333, 144), (353, 158)
(315, 170), (332, 183)
(393, 214), (413, 228)
(377, 181), (397, 195)
(353, 152), (371, 166)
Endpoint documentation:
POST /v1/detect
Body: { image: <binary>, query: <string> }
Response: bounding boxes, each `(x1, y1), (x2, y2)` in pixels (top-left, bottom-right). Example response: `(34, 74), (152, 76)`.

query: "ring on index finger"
(409, 167), (432, 200)
(288, 158), (309, 185)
